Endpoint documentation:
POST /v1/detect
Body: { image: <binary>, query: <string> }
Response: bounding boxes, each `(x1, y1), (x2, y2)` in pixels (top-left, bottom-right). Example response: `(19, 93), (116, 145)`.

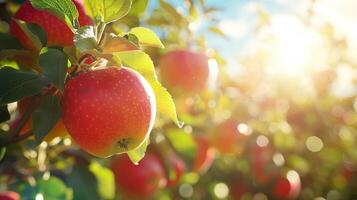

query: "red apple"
(192, 136), (215, 173)
(158, 50), (210, 94)
(210, 119), (245, 154)
(0, 191), (20, 200)
(61, 67), (156, 157)
(166, 153), (185, 186)
(10, 0), (92, 50)
(111, 153), (167, 199)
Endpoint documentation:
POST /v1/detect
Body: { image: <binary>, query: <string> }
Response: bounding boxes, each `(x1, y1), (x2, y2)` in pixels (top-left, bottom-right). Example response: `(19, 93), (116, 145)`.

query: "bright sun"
(267, 15), (328, 77)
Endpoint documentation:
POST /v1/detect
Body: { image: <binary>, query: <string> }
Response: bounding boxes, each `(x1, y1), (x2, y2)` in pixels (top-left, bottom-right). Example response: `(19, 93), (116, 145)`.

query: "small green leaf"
(159, 0), (185, 23)
(208, 26), (227, 38)
(89, 162), (115, 199)
(84, 0), (132, 24)
(127, 137), (150, 164)
(129, 27), (164, 48)
(0, 67), (49, 105)
(14, 20), (43, 51)
(0, 147), (6, 161)
(67, 165), (100, 200)
(74, 25), (98, 52)
(166, 128), (197, 160)
(0, 32), (23, 50)
(38, 177), (73, 199)
(113, 50), (181, 126)
(100, 33), (137, 54)
(32, 95), (61, 143)
(30, 0), (79, 29)
(39, 48), (68, 91)
(27, 23), (47, 47)
(127, 0), (148, 16)
(0, 105), (10, 123)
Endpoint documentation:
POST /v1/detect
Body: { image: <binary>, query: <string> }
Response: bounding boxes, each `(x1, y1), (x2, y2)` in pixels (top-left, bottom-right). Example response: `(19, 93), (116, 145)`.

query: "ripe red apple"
(210, 119), (245, 154)
(10, 0), (92, 50)
(158, 50), (210, 94)
(166, 153), (185, 186)
(111, 153), (167, 199)
(0, 191), (20, 200)
(251, 145), (276, 185)
(61, 67), (156, 157)
(192, 136), (215, 173)
(273, 174), (301, 200)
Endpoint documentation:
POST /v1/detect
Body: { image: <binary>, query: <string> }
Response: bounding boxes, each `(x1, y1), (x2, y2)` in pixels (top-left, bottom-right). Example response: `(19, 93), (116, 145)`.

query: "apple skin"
(62, 67), (156, 157)
(166, 153), (185, 187)
(10, 0), (92, 50)
(192, 136), (215, 173)
(0, 191), (20, 200)
(210, 119), (244, 154)
(158, 50), (210, 94)
(111, 153), (167, 199)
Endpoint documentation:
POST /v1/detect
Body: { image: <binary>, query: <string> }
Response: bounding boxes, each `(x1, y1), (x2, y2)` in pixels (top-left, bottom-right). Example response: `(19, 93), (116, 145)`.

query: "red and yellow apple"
(61, 67), (156, 157)
(210, 119), (246, 154)
(111, 153), (167, 199)
(158, 50), (210, 94)
(10, 0), (92, 50)
(193, 136), (215, 173)
(0, 191), (20, 200)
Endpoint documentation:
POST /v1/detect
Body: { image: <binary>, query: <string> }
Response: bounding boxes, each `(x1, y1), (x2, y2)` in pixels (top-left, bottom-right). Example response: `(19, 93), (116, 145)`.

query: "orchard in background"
(1, 0), (357, 200)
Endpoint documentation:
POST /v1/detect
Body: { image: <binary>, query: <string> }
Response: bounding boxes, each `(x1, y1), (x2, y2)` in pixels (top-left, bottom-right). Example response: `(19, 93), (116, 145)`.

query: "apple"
(111, 153), (167, 199)
(166, 153), (185, 187)
(10, 0), (92, 50)
(210, 119), (245, 154)
(192, 136), (215, 173)
(61, 67), (156, 157)
(158, 50), (210, 94)
(0, 191), (20, 200)
(273, 174), (301, 199)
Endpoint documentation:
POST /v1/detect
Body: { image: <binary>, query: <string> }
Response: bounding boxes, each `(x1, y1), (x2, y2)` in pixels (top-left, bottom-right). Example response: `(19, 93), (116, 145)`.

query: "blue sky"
(146, 0), (292, 66)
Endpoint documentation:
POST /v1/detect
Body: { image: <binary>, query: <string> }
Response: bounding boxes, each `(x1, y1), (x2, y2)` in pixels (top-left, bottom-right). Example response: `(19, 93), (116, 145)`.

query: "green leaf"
(99, 33), (137, 54)
(127, 137), (150, 164)
(30, 0), (79, 29)
(0, 67), (49, 105)
(0, 105), (10, 123)
(74, 25), (98, 52)
(27, 23), (47, 47)
(113, 50), (181, 126)
(38, 177), (73, 200)
(208, 26), (227, 38)
(0, 32), (23, 50)
(32, 95), (61, 143)
(39, 48), (68, 91)
(127, 0), (148, 16)
(67, 165), (100, 200)
(0, 147), (6, 161)
(84, 0), (132, 24)
(129, 27), (164, 48)
(89, 162), (115, 199)
(14, 20), (43, 51)
(166, 128), (197, 160)
(159, 0), (184, 23)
